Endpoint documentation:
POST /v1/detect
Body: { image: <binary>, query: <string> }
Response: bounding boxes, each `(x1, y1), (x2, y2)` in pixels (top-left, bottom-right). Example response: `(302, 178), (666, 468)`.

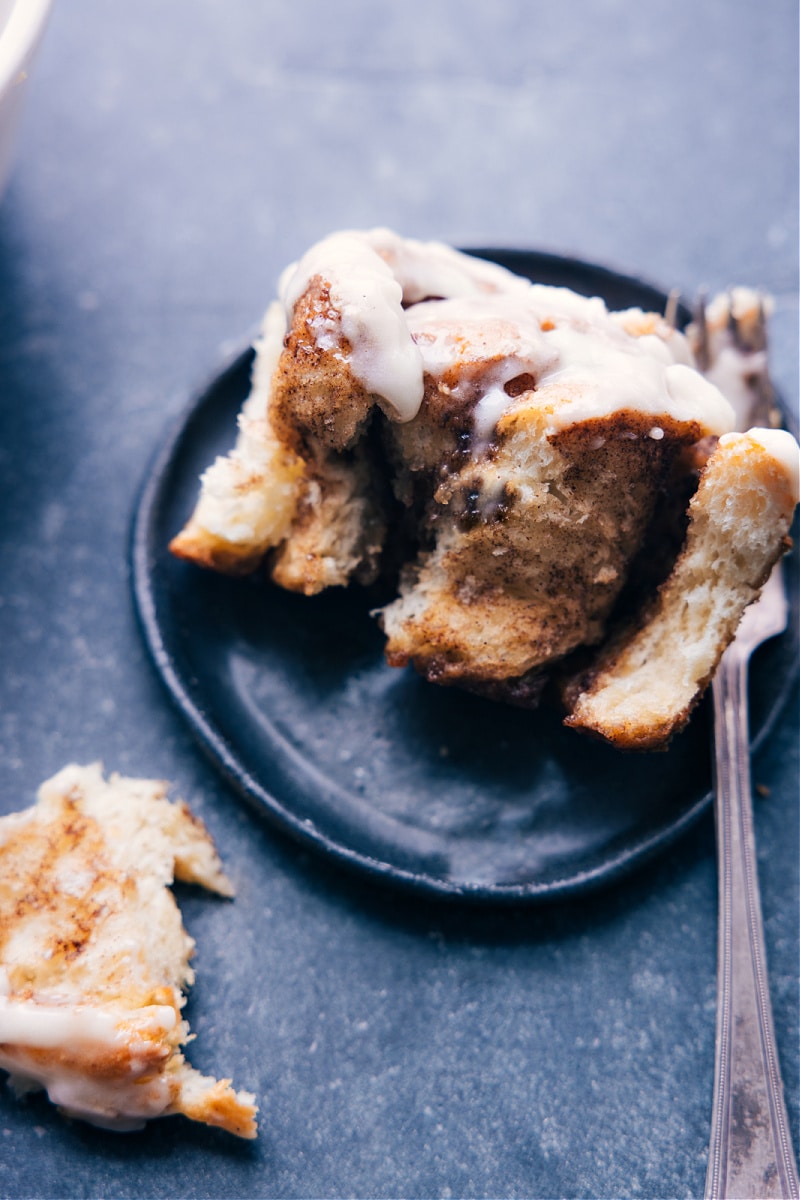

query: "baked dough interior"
(170, 230), (799, 748)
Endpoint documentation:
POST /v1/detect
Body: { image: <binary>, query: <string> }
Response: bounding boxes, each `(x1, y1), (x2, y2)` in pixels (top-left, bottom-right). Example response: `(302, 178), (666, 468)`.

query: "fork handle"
(705, 654), (799, 1199)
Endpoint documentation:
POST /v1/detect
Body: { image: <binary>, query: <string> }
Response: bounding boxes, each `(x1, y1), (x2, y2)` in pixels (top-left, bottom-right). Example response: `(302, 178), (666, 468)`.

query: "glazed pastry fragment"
(0, 763), (257, 1137)
(170, 229), (799, 747)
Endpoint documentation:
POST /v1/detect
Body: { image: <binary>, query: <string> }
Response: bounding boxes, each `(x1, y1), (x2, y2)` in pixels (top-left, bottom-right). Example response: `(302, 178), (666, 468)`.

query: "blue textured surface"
(0, 1), (796, 1196)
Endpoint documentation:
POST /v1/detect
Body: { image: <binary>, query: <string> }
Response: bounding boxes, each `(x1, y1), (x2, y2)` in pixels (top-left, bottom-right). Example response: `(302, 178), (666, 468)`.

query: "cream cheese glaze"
(0, 987), (181, 1129)
(279, 230), (425, 421)
(405, 291), (734, 438)
(275, 229), (736, 436)
(0, 979), (177, 1049)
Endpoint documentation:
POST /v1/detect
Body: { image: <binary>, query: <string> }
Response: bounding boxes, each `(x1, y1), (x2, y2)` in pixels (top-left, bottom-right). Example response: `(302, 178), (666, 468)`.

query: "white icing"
(0, 1051), (173, 1131)
(0, 995), (176, 1049)
(272, 228), (736, 438)
(406, 296), (555, 379)
(0, 995), (179, 1130)
(612, 311), (695, 367)
(407, 293), (734, 437)
(473, 387), (515, 449)
(360, 227), (532, 302)
(719, 428), (800, 501)
(279, 231), (424, 422)
(40, 1069), (171, 1131)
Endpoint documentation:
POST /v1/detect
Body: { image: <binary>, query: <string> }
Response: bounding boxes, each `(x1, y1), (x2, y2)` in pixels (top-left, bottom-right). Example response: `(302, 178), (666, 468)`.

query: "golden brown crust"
(169, 526), (267, 574)
(271, 278), (374, 454)
(167, 430), (305, 577)
(171, 1070), (258, 1140)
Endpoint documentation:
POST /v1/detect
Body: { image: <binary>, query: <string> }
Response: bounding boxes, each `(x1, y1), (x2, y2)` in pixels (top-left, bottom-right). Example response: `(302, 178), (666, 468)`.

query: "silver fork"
(706, 565), (798, 1200)
(693, 296), (799, 1199)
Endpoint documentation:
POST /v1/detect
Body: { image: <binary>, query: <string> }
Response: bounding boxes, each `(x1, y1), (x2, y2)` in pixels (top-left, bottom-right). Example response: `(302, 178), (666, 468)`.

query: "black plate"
(131, 251), (798, 903)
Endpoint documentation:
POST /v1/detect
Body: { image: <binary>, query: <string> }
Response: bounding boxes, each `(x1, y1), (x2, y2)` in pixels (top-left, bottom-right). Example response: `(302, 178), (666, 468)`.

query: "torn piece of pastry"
(170, 229), (799, 747)
(0, 763), (257, 1137)
(562, 428), (799, 748)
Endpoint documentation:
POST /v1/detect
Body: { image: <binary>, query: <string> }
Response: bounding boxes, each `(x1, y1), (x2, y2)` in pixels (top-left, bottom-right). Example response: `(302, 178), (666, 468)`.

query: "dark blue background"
(0, 2), (796, 1196)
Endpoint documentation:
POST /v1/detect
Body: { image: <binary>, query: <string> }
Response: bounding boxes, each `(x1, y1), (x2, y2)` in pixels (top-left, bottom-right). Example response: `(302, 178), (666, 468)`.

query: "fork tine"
(728, 289), (769, 355)
(694, 289), (710, 371)
(753, 293), (769, 352)
(698, 288), (778, 428)
(664, 288), (680, 329)
(727, 289), (746, 350)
